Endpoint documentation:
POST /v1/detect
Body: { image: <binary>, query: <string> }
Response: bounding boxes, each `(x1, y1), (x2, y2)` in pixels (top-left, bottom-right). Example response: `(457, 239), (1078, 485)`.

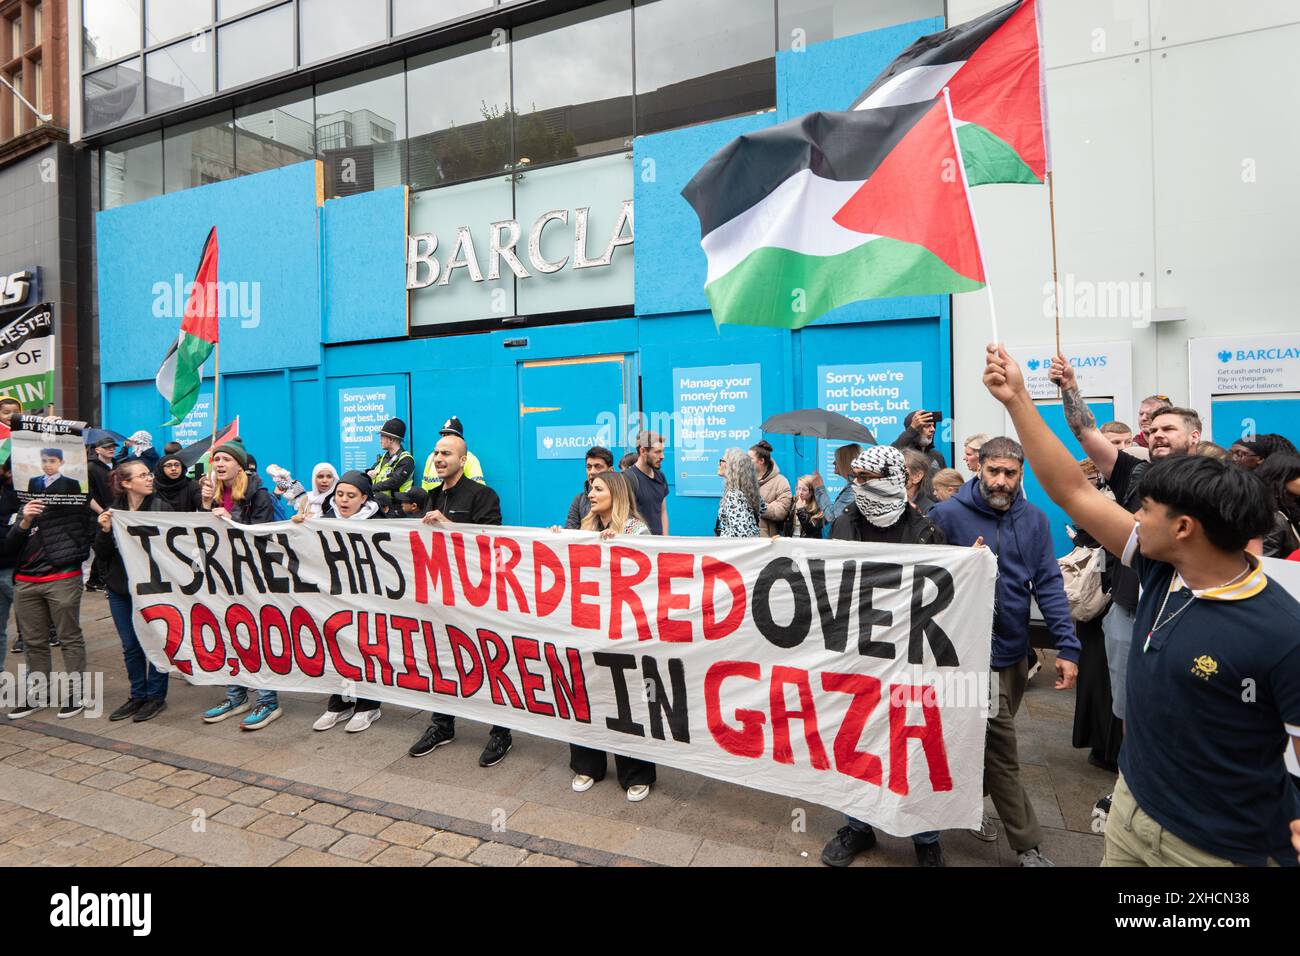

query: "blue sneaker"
(201, 698), (250, 724)
(240, 703), (283, 731)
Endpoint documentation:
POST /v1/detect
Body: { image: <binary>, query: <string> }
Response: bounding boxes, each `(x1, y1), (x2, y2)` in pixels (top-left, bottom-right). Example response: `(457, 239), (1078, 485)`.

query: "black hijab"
(154, 454), (196, 512)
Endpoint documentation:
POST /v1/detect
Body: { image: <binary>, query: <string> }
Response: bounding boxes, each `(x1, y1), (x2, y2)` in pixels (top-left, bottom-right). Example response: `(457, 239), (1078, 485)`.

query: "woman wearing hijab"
(301, 462), (338, 516)
(294, 470), (383, 730)
(153, 453), (202, 511)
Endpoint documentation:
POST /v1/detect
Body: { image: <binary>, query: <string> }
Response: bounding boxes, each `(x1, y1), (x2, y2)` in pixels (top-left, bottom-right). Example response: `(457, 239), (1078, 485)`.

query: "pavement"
(0, 591), (1110, 867)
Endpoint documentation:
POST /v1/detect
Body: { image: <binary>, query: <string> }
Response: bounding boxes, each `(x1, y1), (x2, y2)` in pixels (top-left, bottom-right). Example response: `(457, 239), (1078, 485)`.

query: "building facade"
(74, 1), (1300, 544)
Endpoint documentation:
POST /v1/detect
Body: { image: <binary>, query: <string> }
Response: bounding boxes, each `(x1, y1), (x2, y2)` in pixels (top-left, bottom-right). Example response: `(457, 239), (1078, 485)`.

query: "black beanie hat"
(337, 470), (373, 498)
(380, 418), (406, 441)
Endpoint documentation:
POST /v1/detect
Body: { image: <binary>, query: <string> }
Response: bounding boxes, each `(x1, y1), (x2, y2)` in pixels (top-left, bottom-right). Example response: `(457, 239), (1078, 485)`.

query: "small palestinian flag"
(0, 421), (10, 466)
(682, 98), (985, 330)
(157, 226), (219, 426)
(851, 0), (1048, 186)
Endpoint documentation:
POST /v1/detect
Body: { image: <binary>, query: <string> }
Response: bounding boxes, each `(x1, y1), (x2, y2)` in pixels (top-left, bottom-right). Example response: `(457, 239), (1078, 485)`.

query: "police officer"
(421, 416), (485, 491)
(368, 418), (414, 515)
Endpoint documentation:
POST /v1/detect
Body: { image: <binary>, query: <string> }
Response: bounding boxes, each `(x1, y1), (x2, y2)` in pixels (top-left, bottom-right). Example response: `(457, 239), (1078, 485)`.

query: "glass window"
(8, 70), (23, 138)
(219, 0), (272, 19)
(146, 32), (213, 112)
(393, 0), (493, 36)
(32, 3), (41, 45)
(101, 129), (162, 209)
(83, 0), (141, 68)
(83, 58), (145, 133)
(218, 4), (293, 90)
(315, 62), (406, 197)
(778, 0), (942, 50)
(9, 14), (19, 56)
(164, 111), (236, 193)
(146, 0), (211, 46)
(299, 0), (386, 66)
(407, 36), (511, 189)
(512, 0), (632, 166)
(634, 0), (775, 136)
(235, 88), (315, 175)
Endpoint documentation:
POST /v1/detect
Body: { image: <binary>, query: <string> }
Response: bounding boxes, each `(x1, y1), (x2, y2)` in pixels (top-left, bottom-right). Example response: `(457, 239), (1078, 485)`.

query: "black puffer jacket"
(7, 503), (96, 577)
(92, 493), (173, 596)
(207, 471), (277, 525)
(1263, 510), (1300, 559)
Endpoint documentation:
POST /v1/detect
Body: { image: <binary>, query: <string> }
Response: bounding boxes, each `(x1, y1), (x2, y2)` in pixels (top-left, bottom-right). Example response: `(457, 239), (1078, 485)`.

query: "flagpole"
(208, 343), (220, 467)
(942, 87), (999, 345)
(1047, 170), (1063, 356)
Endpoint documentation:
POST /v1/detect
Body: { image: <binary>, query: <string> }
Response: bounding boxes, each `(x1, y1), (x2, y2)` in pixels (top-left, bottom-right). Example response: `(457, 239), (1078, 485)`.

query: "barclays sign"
(406, 200), (634, 290)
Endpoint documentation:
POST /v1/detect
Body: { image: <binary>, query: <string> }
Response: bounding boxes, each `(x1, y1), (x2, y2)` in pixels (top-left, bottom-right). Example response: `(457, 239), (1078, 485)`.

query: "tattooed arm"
(1049, 353), (1120, 480)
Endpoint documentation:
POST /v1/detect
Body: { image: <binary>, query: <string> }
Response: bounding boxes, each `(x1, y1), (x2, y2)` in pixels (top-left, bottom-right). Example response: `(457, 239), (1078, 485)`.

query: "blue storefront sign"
(535, 423), (613, 460)
(338, 383), (397, 471)
(817, 362), (922, 494)
(673, 363), (763, 497)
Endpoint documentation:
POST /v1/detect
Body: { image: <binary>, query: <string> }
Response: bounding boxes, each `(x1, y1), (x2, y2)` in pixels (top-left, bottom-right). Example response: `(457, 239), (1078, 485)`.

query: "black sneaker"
(10, 637), (23, 653)
(7, 703), (40, 719)
(132, 699), (167, 723)
(478, 732), (512, 767)
(914, 841), (946, 867)
(49, 637), (61, 648)
(408, 724), (455, 758)
(58, 704), (84, 719)
(109, 698), (146, 722)
(820, 825), (877, 867)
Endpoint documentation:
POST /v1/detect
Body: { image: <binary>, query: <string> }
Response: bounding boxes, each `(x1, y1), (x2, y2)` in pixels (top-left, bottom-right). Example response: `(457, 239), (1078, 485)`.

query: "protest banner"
(12, 414), (89, 505)
(112, 513), (997, 834)
(0, 303), (56, 410)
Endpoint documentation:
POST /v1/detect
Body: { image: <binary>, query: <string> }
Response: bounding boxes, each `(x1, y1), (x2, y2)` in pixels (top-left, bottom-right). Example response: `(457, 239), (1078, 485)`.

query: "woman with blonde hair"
(715, 447), (763, 537)
(784, 475), (826, 538)
(568, 470), (656, 799)
(931, 468), (964, 502)
(198, 440), (281, 730)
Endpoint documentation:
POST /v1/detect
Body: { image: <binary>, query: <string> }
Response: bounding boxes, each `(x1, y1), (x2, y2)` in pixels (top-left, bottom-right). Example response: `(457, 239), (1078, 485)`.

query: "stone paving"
(0, 592), (1111, 866)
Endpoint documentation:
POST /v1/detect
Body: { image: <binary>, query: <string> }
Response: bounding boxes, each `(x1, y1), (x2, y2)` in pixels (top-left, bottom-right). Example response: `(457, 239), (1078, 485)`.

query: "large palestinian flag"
(682, 98), (985, 330)
(851, 0), (1048, 186)
(157, 226), (219, 426)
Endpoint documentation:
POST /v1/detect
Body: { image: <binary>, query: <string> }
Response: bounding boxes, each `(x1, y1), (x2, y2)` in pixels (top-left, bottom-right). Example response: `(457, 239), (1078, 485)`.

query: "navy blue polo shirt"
(1119, 529), (1300, 866)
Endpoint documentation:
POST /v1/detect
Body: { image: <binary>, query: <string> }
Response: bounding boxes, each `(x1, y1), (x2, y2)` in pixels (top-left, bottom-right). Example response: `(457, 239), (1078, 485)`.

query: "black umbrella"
(761, 409), (876, 444)
(83, 427), (128, 446)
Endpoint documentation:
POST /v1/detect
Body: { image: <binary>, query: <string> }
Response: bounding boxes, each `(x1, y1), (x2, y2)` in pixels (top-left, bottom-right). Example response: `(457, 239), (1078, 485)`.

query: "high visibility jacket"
(422, 449), (485, 491)
(372, 448), (414, 495)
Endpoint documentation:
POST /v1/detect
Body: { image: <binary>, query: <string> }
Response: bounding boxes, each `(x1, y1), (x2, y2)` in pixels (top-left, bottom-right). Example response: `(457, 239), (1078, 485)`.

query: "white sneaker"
(345, 708), (381, 733)
(626, 784), (651, 802)
(571, 774), (595, 792)
(968, 814), (999, 842)
(313, 708), (353, 731)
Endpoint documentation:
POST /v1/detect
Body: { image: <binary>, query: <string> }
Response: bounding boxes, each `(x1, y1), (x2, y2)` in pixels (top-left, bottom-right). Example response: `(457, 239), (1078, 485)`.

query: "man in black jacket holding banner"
(407, 432), (514, 767)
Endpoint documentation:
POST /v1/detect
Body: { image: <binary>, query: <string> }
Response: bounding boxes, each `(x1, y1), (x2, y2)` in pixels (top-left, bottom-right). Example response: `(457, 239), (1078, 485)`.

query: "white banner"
(112, 513), (997, 835)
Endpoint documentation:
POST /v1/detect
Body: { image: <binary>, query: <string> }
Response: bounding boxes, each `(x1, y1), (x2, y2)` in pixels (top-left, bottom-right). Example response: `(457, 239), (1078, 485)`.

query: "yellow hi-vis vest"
(422, 449), (484, 490)
(372, 448), (414, 494)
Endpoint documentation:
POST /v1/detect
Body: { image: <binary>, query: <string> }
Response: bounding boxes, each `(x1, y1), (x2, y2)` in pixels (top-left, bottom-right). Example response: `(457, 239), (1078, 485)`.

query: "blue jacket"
(929, 478), (1080, 668)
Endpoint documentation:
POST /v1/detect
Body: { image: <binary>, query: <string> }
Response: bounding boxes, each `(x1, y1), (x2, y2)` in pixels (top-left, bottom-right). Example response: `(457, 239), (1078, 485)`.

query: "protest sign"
(0, 303), (56, 410)
(113, 514), (996, 834)
(12, 415), (89, 505)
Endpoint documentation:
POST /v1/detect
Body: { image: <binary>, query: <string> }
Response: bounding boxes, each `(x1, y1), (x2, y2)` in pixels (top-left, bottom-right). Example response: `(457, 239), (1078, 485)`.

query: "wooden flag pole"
(1047, 169), (1063, 356)
(208, 343), (221, 465)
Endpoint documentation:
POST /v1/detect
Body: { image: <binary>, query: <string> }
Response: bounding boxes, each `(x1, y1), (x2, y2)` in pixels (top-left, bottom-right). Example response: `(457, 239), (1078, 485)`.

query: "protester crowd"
(4, 373), (1299, 870)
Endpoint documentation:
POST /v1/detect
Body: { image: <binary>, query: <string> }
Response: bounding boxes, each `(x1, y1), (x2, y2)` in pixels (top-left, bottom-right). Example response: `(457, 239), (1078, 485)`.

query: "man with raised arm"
(986, 343), (1300, 867)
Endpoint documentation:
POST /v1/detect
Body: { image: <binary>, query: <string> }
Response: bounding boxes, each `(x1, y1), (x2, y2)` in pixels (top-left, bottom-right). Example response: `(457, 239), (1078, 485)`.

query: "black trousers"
(430, 713), (509, 737)
(327, 694), (380, 713)
(569, 744), (656, 789)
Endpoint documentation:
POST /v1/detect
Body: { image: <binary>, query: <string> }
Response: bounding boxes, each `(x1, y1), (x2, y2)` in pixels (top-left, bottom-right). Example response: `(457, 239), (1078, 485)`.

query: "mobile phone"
(926, 410), (944, 424)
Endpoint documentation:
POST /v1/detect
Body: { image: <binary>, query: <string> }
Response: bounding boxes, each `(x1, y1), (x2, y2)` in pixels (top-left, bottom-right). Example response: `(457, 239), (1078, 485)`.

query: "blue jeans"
(107, 590), (169, 701)
(846, 815), (939, 846)
(0, 567), (12, 671)
(226, 684), (278, 709)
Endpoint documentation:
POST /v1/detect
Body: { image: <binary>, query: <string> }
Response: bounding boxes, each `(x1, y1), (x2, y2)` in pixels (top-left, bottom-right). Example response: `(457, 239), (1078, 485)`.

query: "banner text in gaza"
(124, 523), (962, 662)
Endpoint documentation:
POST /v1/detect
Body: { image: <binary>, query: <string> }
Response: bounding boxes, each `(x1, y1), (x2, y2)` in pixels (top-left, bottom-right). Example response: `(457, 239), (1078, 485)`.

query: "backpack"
(1059, 544), (1109, 622)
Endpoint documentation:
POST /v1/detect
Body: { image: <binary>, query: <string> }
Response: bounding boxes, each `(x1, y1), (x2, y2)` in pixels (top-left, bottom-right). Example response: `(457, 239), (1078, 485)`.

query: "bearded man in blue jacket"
(929, 435), (1080, 867)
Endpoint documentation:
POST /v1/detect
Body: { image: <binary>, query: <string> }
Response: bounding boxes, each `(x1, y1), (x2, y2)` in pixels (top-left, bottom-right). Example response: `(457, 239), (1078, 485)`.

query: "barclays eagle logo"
(1217, 350), (1233, 363)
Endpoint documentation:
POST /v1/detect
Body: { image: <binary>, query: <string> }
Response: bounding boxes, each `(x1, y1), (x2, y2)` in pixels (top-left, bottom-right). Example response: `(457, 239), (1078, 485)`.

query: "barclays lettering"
(406, 201), (634, 290)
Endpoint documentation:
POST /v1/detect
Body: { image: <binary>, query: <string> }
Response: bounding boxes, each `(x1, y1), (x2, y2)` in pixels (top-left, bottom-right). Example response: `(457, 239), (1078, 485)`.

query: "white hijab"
(304, 462), (339, 516)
